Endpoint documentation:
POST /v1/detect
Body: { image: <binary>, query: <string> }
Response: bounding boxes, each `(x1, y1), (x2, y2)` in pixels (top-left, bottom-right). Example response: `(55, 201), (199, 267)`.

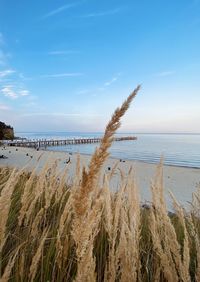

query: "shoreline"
(7, 132), (200, 170)
(46, 148), (200, 170)
(1, 146), (200, 209)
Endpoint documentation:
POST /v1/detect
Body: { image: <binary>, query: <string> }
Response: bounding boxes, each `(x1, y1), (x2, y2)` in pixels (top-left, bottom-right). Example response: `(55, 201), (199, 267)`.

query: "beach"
(1, 145), (199, 208)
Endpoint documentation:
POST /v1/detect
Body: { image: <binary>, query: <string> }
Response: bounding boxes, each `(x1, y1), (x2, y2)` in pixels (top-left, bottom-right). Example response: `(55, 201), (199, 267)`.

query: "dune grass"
(0, 85), (200, 281)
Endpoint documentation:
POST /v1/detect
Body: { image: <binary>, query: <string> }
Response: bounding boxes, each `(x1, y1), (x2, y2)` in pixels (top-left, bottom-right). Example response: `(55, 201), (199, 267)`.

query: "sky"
(0, 0), (200, 133)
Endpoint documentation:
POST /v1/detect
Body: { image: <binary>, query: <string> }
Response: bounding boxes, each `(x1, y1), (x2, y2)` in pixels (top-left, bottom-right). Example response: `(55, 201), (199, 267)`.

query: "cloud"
(81, 8), (120, 18)
(1, 85), (30, 99)
(40, 72), (83, 78)
(155, 70), (175, 77)
(76, 73), (121, 96)
(48, 50), (79, 55)
(0, 69), (15, 78)
(0, 103), (10, 110)
(104, 73), (121, 86)
(42, 3), (79, 19)
(0, 37), (31, 100)
(20, 73), (83, 80)
(104, 77), (118, 86)
(21, 112), (101, 117)
(1, 86), (18, 99)
(19, 90), (29, 96)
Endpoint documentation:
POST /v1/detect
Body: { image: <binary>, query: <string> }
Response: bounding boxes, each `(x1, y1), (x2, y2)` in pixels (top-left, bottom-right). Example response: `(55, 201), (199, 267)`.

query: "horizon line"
(15, 131), (200, 135)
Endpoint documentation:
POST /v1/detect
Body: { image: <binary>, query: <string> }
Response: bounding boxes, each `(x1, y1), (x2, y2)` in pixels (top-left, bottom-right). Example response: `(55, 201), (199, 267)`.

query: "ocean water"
(16, 132), (200, 168)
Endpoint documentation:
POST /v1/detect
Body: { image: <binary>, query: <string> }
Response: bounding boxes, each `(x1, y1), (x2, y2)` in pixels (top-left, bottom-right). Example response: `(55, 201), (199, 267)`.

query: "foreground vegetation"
(0, 86), (200, 281)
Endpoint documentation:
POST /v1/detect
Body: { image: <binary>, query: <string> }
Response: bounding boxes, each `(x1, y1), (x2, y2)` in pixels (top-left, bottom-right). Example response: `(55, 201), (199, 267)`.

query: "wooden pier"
(8, 136), (137, 148)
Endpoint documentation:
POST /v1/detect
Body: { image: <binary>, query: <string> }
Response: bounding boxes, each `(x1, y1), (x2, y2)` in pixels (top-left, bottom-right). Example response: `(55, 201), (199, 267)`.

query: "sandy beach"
(1, 145), (199, 209)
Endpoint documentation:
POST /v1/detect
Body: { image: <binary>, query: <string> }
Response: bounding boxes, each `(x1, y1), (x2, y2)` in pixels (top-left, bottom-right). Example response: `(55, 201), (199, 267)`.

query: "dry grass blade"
(0, 242), (25, 282)
(29, 228), (49, 282)
(73, 85), (141, 217)
(169, 191), (190, 281)
(71, 85), (140, 281)
(0, 169), (21, 251)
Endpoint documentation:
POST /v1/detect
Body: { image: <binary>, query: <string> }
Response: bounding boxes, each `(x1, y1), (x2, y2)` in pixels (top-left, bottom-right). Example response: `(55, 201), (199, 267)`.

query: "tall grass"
(0, 85), (200, 281)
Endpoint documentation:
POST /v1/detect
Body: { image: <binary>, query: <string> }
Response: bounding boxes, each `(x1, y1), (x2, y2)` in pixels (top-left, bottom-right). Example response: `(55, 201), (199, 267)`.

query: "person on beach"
(0, 155), (8, 159)
(36, 142), (40, 151)
(65, 157), (71, 164)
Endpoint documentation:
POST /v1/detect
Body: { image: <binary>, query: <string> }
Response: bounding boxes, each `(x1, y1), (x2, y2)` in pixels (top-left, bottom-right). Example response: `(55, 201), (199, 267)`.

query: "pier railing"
(7, 136), (137, 148)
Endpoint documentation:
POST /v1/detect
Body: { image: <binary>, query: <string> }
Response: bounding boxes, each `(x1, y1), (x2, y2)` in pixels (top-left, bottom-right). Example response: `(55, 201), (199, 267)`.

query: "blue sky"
(0, 0), (200, 133)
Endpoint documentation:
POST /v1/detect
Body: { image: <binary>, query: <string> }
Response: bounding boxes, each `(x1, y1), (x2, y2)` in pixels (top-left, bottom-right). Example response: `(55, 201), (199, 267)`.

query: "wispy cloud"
(42, 3), (79, 19)
(77, 73), (121, 96)
(0, 103), (10, 110)
(104, 73), (121, 86)
(13, 72), (83, 80)
(0, 35), (32, 101)
(48, 50), (79, 55)
(154, 70), (176, 77)
(19, 90), (30, 96)
(0, 69), (15, 78)
(40, 72), (83, 78)
(104, 77), (117, 86)
(22, 112), (101, 117)
(81, 8), (121, 18)
(1, 85), (30, 99)
(1, 86), (18, 99)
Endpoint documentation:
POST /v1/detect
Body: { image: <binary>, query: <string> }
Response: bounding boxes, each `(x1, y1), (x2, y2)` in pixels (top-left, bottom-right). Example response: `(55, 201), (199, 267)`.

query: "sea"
(16, 132), (200, 169)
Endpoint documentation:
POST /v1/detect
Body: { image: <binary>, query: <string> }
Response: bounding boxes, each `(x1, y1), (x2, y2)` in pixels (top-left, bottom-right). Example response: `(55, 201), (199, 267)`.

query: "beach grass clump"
(0, 85), (200, 281)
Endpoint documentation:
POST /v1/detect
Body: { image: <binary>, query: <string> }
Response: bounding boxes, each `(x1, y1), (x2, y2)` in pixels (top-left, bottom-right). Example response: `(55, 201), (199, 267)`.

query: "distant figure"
(69, 152), (72, 156)
(16, 148), (18, 151)
(65, 157), (71, 164)
(108, 167), (111, 171)
(30, 156), (33, 158)
(26, 153), (29, 156)
(36, 142), (40, 151)
(0, 155), (8, 159)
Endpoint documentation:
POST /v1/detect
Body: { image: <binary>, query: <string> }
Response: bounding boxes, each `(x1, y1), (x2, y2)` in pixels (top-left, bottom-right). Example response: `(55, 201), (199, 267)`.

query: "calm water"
(16, 132), (200, 168)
